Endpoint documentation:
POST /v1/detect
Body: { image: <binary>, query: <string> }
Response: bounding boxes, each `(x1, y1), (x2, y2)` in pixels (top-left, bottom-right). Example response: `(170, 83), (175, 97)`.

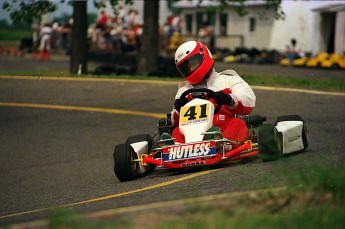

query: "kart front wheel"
(113, 143), (139, 182)
(126, 134), (157, 174)
(258, 124), (281, 162)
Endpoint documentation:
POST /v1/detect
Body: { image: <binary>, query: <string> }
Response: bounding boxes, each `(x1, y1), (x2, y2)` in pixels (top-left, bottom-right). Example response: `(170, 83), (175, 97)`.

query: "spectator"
(124, 9), (136, 29)
(116, 5), (127, 24)
(110, 16), (123, 53)
(121, 9), (142, 54)
(124, 9), (142, 32)
(101, 22), (112, 51)
(97, 10), (109, 31)
(121, 29), (138, 54)
(88, 23), (98, 51)
(159, 21), (172, 56)
(168, 31), (183, 57)
(286, 38), (301, 64)
(31, 19), (41, 59)
(50, 22), (59, 52)
(39, 22), (52, 61)
(198, 21), (214, 53)
(60, 18), (73, 55)
(171, 15), (182, 33)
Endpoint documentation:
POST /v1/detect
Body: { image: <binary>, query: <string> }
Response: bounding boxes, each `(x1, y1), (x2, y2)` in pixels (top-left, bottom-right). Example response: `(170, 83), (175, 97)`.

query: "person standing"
(198, 21), (214, 53)
(39, 22), (52, 61)
(286, 38), (301, 65)
(31, 20), (41, 59)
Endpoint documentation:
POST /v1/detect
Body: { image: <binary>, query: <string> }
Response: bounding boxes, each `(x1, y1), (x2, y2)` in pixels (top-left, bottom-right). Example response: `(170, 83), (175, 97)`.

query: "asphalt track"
(0, 75), (345, 227)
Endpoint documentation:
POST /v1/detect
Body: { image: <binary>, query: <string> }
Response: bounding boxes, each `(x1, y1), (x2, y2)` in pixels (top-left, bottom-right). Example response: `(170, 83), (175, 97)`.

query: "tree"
(137, 0), (159, 74)
(70, 1), (87, 74)
(2, 1), (56, 24)
(217, 0), (285, 20)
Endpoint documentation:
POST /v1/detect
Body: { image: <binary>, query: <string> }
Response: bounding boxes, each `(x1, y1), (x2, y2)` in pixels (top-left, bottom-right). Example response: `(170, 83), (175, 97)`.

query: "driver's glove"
(174, 97), (187, 111)
(213, 91), (234, 106)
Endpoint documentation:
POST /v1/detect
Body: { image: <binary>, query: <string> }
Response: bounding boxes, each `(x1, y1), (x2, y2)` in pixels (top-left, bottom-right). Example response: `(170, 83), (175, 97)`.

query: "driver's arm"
(170, 83), (192, 127)
(215, 70), (256, 115)
(224, 74), (256, 115)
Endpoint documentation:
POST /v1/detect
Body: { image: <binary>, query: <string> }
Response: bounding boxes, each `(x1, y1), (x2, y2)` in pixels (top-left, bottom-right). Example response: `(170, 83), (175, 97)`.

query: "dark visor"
(176, 54), (203, 78)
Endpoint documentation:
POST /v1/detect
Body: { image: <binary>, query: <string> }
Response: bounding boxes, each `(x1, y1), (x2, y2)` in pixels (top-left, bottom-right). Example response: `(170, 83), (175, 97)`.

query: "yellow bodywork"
(223, 55), (237, 63)
(305, 53), (329, 67)
(320, 54), (345, 69)
(280, 58), (290, 66)
(293, 57), (309, 67)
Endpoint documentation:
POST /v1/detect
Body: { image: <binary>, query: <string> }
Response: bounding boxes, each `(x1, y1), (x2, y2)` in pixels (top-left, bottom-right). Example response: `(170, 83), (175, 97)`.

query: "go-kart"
(113, 88), (308, 182)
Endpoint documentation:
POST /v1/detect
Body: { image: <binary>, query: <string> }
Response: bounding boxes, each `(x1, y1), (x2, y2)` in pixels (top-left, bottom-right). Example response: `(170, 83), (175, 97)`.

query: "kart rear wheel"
(276, 115), (308, 150)
(258, 124), (281, 162)
(126, 134), (157, 173)
(113, 144), (139, 182)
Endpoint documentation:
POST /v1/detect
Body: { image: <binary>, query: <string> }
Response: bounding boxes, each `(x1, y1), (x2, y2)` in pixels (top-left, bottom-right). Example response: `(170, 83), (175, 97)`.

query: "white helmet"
(175, 41), (214, 84)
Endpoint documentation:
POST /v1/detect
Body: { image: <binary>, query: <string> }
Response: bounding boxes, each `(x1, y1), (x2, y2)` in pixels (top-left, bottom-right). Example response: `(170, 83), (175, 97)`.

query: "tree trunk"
(70, 1), (88, 74)
(137, 0), (159, 75)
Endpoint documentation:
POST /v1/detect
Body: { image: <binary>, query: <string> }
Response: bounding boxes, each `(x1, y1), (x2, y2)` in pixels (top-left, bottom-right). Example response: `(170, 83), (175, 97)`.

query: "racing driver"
(168, 40), (256, 146)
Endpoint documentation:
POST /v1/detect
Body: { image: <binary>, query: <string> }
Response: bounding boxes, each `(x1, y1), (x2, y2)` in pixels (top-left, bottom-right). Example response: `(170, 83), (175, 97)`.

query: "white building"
(173, 0), (345, 55)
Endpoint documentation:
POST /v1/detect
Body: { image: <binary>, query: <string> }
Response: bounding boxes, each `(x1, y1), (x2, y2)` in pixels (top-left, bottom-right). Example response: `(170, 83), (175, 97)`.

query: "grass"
(0, 69), (344, 91)
(0, 28), (31, 41)
(154, 205), (345, 229)
(9, 164), (343, 229)
(287, 164), (345, 201)
(137, 164), (345, 229)
(242, 74), (345, 91)
(0, 69), (73, 77)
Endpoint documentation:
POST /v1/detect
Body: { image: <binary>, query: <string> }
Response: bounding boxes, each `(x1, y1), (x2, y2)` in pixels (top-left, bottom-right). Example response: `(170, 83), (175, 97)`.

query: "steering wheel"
(178, 88), (222, 113)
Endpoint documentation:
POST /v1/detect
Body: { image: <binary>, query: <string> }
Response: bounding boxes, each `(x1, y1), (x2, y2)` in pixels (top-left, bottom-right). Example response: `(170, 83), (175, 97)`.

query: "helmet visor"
(176, 54), (203, 78)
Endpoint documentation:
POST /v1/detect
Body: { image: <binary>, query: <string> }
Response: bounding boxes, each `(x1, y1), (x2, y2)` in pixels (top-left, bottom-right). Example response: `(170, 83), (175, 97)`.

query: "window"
(196, 12), (216, 34)
(249, 17), (256, 32)
(220, 13), (227, 35)
(207, 12), (216, 27)
(185, 14), (193, 34)
(196, 12), (204, 33)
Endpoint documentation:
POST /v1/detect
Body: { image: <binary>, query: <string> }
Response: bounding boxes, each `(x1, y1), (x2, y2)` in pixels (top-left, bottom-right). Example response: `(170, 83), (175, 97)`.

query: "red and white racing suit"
(171, 69), (256, 143)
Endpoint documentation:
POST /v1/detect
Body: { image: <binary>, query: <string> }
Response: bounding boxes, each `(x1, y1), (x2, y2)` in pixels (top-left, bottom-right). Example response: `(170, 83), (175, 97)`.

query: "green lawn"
(1, 71), (343, 91)
(31, 164), (345, 229)
(0, 28), (31, 40)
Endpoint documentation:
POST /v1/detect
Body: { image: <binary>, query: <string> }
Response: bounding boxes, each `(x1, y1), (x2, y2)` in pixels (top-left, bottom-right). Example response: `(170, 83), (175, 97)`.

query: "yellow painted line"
(0, 102), (165, 119)
(0, 75), (178, 85)
(0, 169), (219, 220)
(9, 186), (287, 229)
(1, 75), (344, 96)
(252, 85), (345, 96)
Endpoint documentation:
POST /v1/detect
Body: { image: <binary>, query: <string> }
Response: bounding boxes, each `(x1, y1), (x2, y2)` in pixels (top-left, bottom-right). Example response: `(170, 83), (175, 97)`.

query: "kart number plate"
(162, 141), (217, 161)
(180, 103), (211, 126)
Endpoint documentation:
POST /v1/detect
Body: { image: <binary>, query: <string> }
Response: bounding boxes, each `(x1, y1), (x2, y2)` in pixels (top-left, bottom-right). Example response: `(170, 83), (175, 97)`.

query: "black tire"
(113, 144), (139, 182)
(276, 115), (308, 150)
(258, 124), (281, 162)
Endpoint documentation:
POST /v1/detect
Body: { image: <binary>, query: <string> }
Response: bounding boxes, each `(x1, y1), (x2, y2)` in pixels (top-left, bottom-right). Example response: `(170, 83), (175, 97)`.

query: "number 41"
(183, 104), (208, 120)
